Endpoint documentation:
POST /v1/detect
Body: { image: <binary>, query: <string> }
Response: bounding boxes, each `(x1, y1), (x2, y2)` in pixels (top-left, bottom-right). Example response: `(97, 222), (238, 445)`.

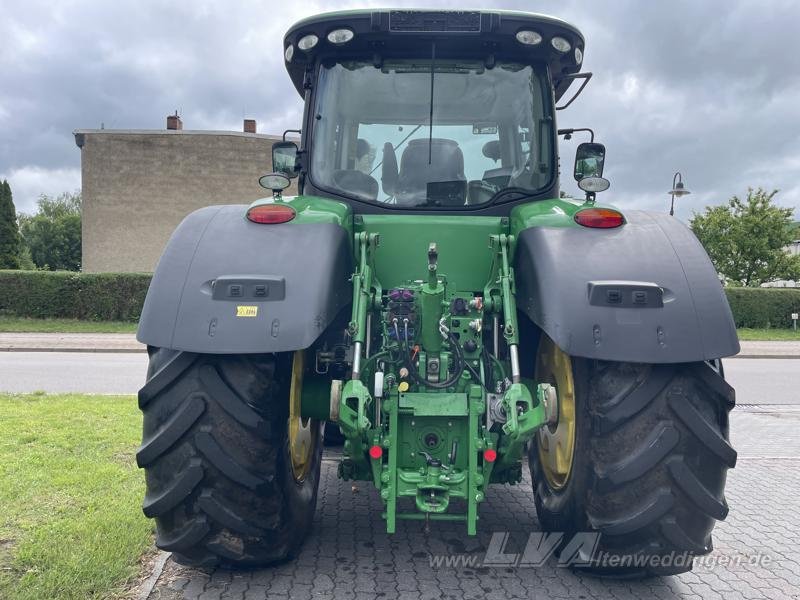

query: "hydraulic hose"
(395, 321), (462, 389)
(394, 320), (491, 392)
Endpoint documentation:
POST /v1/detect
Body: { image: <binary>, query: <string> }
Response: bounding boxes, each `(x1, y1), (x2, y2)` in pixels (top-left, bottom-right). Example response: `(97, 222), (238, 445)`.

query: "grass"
(736, 328), (800, 341)
(0, 317), (137, 333)
(0, 393), (152, 600)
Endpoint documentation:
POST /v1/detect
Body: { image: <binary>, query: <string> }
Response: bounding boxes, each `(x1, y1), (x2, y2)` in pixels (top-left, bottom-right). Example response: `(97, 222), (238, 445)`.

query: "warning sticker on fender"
(236, 306), (258, 317)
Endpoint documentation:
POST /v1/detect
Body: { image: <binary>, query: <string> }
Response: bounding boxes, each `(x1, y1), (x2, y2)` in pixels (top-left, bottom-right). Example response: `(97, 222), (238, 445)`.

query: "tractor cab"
(275, 9), (589, 212)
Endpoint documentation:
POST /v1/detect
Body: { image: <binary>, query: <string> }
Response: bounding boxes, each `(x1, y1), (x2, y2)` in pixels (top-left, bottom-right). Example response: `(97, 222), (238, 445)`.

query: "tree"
(690, 188), (800, 286)
(18, 191), (82, 271)
(0, 179), (21, 269)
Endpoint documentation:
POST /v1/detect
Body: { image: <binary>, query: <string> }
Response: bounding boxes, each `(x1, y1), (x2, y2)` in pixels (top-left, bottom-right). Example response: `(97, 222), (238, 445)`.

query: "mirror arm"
(557, 127), (594, 142)
(283, 129), (301, 142)
(554, 72), (592, 110)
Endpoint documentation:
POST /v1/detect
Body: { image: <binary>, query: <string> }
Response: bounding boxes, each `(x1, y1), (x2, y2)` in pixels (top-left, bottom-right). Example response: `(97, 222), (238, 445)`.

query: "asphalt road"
(723, 358), (800, 405)
(0, 353), (798, 405)
(0, 352), (149, 395)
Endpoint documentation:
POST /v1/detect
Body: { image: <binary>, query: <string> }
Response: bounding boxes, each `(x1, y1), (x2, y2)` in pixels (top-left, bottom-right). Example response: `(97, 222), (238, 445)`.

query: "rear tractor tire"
(137, 348), (322, 568)
(530, 335), (736, 577)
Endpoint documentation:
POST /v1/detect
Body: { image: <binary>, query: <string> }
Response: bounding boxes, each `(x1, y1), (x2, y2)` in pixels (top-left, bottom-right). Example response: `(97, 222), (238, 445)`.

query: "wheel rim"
(288, 350), (315, 482)
(536, 335), (576, 490)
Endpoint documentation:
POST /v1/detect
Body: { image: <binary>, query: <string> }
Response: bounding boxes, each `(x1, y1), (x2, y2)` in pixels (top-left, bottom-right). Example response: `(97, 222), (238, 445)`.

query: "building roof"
(73, 129), (289, 148)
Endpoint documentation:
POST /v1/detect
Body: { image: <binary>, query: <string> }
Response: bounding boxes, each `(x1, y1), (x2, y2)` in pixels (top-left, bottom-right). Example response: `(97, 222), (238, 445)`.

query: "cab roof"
(283, 9), (585, 101)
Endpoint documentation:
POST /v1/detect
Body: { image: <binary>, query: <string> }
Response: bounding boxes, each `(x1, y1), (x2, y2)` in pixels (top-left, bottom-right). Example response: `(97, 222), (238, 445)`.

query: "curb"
(137, 551), (171, 600)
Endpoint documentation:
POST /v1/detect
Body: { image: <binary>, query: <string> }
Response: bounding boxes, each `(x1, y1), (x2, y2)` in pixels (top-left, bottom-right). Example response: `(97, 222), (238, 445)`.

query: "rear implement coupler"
(334, 232), (553, 534)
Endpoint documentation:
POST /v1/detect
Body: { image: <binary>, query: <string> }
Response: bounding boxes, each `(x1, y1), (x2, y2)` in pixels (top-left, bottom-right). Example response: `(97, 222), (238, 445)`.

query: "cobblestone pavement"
(144, 408), (800, 600)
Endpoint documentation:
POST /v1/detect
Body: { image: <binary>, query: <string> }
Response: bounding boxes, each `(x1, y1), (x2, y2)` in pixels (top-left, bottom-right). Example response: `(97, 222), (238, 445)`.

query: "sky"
(1, 0), (799, 221)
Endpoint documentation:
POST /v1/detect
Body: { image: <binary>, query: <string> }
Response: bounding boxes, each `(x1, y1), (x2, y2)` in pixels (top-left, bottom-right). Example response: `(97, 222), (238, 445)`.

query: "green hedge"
(1, 271), (799, 328)
(724, 287), (800, 329)
(0, 270), (151, 321)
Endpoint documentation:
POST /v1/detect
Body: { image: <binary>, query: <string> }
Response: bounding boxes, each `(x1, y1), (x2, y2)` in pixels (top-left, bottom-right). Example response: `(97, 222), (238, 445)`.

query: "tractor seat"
(480, 139), (512, 188)
(383, 138), (467, 206)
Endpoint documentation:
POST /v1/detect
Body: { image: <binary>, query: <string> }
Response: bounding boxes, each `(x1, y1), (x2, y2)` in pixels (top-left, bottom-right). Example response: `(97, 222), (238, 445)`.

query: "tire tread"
(138, 349), (320, 568)
(136, 395), (205, 467)
(531, 357), (736, 577)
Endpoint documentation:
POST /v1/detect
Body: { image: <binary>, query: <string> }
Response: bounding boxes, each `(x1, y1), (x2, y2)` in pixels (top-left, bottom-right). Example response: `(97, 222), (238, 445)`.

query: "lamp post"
(668, 172), (691, 217)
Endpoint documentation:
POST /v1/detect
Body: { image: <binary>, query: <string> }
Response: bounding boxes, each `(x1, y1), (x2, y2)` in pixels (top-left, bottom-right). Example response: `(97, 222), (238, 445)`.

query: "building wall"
(76, 130), (297, 273)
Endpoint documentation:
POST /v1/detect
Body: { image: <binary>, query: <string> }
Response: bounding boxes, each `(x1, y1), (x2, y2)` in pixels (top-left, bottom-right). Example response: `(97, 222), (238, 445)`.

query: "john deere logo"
(236, 306), (258, 317)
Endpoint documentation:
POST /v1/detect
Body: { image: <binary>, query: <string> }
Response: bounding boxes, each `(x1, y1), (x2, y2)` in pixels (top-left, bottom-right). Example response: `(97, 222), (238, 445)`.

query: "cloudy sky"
(1, 0), (798, 221)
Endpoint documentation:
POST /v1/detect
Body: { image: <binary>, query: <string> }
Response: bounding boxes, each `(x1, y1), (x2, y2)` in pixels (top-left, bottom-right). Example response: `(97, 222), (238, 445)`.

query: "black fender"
(515, 210), (739, 363)
(137, 205), (352, 353)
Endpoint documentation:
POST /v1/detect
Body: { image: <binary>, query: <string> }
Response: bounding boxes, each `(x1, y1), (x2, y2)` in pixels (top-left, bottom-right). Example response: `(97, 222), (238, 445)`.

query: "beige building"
(74, 117), (296, 272)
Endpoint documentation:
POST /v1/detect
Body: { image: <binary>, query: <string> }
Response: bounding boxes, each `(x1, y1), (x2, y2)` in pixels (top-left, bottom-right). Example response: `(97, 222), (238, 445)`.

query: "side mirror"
(272, 141), (299, 179)
(574, 142), (605, 181)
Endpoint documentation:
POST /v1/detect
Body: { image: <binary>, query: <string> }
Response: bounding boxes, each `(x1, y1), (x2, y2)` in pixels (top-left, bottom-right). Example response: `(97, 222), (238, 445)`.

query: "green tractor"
(136, 9), (739, 576)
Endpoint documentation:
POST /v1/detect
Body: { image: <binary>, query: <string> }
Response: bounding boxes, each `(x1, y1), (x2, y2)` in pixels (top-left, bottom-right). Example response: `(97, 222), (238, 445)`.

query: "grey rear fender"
(514, 210), (740, 363)
(137, 205), (352, 353)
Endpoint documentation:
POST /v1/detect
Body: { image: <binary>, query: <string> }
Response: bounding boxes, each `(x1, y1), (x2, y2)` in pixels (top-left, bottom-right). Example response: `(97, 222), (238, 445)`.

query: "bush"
(724, 287), (800, 329)
(0, 271), (151, 321)
(1, 272), (798, 329)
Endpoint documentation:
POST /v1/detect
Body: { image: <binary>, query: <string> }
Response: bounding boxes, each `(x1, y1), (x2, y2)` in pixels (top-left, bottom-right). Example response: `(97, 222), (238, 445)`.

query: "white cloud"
(0, 166), (81, 214)
(0, 0), (797, 223)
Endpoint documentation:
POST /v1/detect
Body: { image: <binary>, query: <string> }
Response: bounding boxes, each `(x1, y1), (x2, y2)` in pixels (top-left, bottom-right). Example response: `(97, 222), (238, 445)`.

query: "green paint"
(348, 232), (379, 344)
(335, 222), (518, 534)
(357, 215), (506, 290)
(510, 196), (624, 234)
(487, 234), (520, 347)
(330, 213), (561, 534)
(497, 383), (546, 460)
(248, 194), (354, 231)
(398, 393), (468, 416)
(299, 377), (331, 421)
(287, 189), (629, 534)
(419, 277), (445, 353)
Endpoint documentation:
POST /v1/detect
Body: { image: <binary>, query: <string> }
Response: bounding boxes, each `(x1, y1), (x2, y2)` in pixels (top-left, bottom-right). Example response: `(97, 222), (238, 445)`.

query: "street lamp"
(668, 172), (691, 216)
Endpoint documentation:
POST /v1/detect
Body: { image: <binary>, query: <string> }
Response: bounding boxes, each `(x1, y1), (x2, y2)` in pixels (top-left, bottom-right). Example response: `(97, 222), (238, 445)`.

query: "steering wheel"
(331, 170), (379, 201)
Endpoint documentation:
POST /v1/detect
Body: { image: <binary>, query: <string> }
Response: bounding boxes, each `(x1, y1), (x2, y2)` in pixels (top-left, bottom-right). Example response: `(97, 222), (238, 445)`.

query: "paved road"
(146, 407), (800, 600)
(724, 359), (800, 405)
(0, 352), (148, 394)
(1, 353), (798, 405)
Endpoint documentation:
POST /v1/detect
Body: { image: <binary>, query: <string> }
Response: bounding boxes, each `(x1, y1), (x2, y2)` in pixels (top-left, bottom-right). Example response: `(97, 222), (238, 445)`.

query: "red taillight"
(246, 204), (296, 224)
(369, 445), (383, 459)
(483, 448), (497, 463)
(574, 208), (624, 229)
